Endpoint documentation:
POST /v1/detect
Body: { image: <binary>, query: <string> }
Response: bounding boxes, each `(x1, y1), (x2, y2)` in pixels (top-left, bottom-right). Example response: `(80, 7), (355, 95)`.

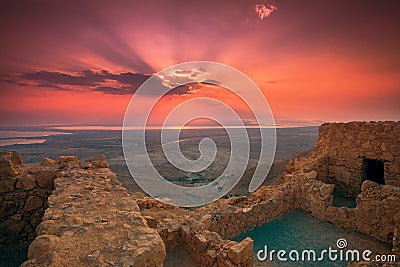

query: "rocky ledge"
(1, 153), (166, 267)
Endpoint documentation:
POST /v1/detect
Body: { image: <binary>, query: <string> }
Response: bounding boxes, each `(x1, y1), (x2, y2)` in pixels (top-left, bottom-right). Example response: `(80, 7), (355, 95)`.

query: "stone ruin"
(0, 121), (399, 266)
(0, 152), (55, 244)
(286, 121), (400, 197)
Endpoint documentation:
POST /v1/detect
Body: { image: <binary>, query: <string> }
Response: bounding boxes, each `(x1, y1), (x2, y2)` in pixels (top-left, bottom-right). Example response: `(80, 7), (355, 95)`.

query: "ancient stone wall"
(137, 195), (255, 266)
(1, 155), (167, 267)
(179, 226), (254, 266)
(136, 173), (400, 265)
(0, 152), (56, 244)
(325, 180), (400, 244)
(282, 121), (400, 250)
(286, 121), (400, 197)
(200, 177), (399, 251)
(194, 176), (334, 239)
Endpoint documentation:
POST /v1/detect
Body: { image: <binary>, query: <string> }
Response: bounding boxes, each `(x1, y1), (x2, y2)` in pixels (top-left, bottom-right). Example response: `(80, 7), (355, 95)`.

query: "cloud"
(99, 70), (149, 86)
(201, 79), (221, 86)
(0, 69), (195, 96)
(256, 3), (277, 20)
(170, 68), (206, 79)
(157, 67), (208, 88)
(21, 70), (100, 86)
(94, 86), (131, 95)
(165, 84), (193, 96)
(0, 78), (29, 87)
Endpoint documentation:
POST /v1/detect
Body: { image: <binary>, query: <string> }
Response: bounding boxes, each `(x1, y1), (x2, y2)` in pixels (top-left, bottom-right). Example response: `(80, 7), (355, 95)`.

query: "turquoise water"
(233, 211), (393, 267)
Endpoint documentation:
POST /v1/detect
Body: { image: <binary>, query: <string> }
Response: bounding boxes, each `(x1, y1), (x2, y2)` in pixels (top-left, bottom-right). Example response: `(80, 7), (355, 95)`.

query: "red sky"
(0, 0), (399, 126)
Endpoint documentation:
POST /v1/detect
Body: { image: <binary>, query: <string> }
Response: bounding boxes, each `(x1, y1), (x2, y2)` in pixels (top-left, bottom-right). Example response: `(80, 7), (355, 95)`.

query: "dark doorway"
(363, 159), (385, 185)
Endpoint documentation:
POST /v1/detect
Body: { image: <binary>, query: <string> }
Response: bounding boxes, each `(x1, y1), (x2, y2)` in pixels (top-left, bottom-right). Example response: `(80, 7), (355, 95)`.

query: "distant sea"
(0, 130), (71, 146)
(0, 123), (320, 147)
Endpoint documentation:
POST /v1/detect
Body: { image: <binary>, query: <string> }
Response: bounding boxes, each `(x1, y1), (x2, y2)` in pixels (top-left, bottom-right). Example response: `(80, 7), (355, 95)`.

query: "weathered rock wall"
(136, 174), (400, 266)
(326, 180), (400, 243)
(0, 152), (56, 244)
(137, 195), (255, 266)
(4, 155), (167, 267)
(282, 121), (400, 252)
(178, 226), (254, 266)
(196, 176), (334, 239)
(286, 121), (400, 197)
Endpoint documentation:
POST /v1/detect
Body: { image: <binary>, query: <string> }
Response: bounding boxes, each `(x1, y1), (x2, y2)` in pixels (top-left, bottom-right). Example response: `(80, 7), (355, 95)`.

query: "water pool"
(233, 211), (393, 267)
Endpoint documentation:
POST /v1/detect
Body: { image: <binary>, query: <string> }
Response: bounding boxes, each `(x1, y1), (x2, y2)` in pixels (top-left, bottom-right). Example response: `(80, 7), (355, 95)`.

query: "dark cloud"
(201, 79), (221, 85)
(37, 83), (66, 90)
(0, 78), (29, 87)
(1, 69), (195, 96)
(94, 86), (131, 95)
(100, 71), (149, 86)
(165, 84), (193, 95)
(21, 70), (100, 86)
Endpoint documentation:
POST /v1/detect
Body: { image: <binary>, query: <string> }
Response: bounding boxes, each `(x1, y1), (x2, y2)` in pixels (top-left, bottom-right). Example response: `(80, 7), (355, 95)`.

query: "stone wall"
(0, 154), (166, 267)
(135, 173), (400, 266)
(281, 121), (400, 257)
(325, 180), (400, 243)
(178, 226), (253, 266)
(0, 152), (56, 244)
(195, 177), (334, 240)
(137, 195), (255, 266)
(135, 176), (334, 266)
(285, 121), (400, 197)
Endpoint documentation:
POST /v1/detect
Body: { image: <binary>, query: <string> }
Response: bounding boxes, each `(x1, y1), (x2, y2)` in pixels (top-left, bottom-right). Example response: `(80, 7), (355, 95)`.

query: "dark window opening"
(363, 159), (385, 185)
(332, 190), (357, 208)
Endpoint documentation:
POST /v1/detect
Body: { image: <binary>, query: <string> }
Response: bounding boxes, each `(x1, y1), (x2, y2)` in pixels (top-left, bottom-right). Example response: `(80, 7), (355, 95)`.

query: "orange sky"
(0, 0), (399, 126)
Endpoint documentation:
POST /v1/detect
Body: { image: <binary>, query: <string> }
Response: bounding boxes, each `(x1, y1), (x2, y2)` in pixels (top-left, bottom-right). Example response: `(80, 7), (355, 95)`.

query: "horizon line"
(47, 124), (322, 131)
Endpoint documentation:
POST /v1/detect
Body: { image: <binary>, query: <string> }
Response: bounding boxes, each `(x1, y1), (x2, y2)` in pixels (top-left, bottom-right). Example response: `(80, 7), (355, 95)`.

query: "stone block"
(227, 237), (253, 265)
(16, 174), (37, 190)
(143, 215), (158, 228)
(0, 200), (18, 217)
(57, 156), (78, 164)
(40, 158), (56, 167)
(36, 170), (56, 189)
(319, 184), (334, 200)
(28, 235), (59, 260)
(0, 177), (16, 193)
(24, 196), (43, 211)
(304, 170), (318, 179)
(361, 180), (379, 192)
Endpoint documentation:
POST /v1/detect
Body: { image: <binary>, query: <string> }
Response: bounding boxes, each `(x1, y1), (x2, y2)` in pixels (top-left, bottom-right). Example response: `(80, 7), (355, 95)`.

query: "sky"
(0, 0), (399, 126)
